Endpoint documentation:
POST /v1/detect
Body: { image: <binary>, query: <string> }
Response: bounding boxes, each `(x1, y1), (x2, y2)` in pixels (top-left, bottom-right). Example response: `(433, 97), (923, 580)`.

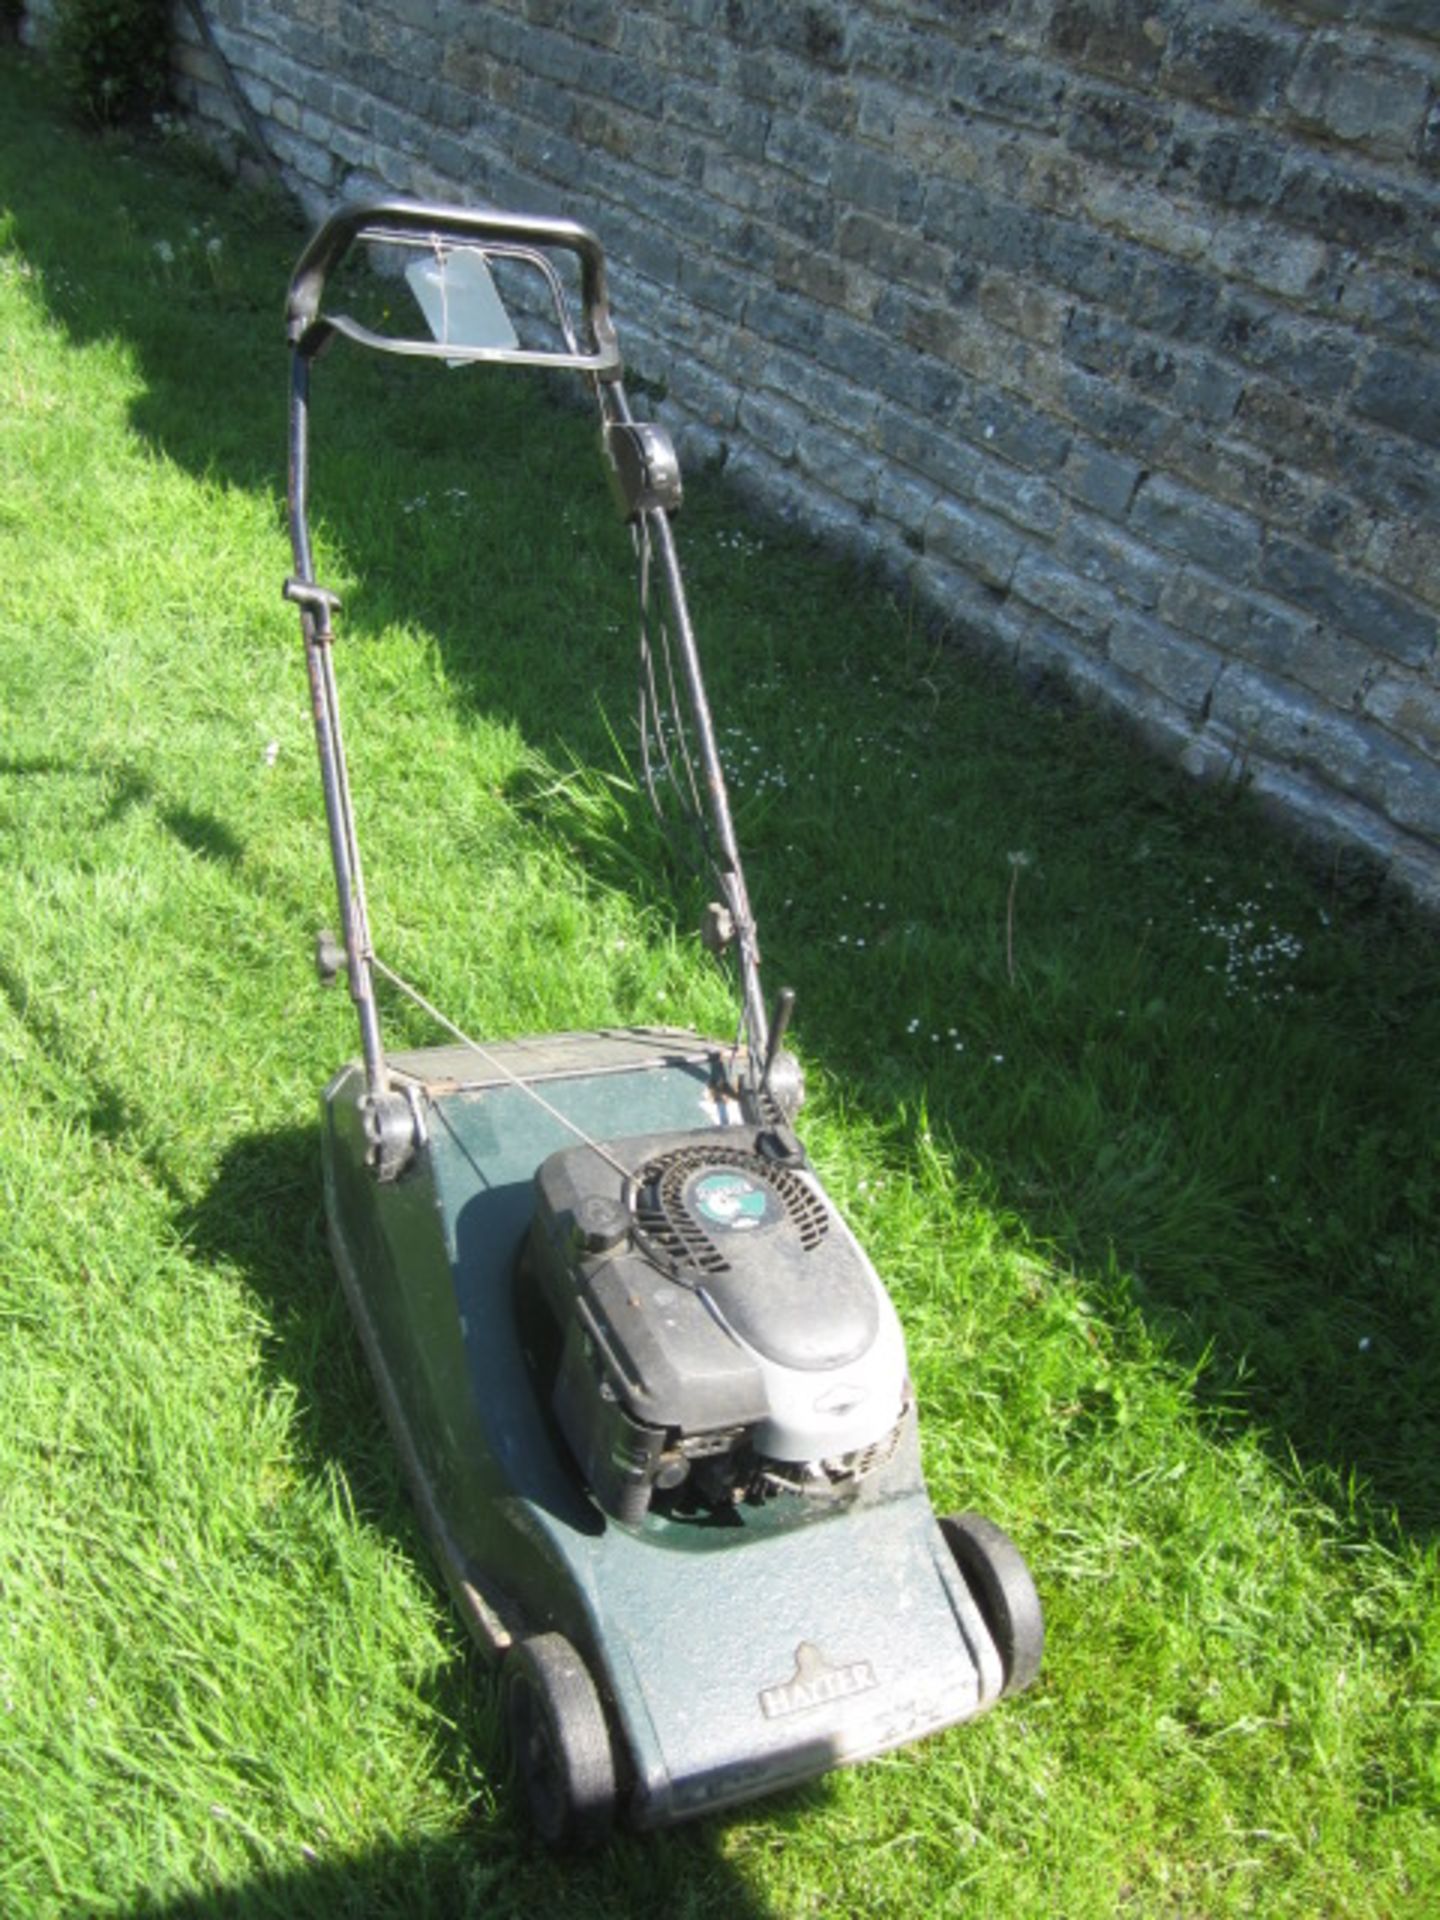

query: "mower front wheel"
(941, 1510), (1044, 1699)
(504, 1632), (616, 1850)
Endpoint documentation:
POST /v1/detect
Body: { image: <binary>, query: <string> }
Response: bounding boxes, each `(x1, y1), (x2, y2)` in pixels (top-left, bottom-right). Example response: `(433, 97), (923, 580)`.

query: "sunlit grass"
(1, 51), (1437, 1919)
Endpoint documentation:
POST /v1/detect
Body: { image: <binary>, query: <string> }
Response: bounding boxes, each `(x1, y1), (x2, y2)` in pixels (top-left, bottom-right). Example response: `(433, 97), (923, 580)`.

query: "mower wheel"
(505, 1632), (616, 1850)
(940, 1511), (1044, 1698)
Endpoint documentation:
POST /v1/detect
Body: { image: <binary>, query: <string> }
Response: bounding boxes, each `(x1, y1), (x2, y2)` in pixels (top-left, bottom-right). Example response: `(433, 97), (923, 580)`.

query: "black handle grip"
(285, 196), (620, 372)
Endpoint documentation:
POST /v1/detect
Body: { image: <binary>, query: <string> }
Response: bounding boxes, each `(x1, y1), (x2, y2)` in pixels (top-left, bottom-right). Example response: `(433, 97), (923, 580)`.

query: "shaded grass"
(1, 51), (1437, 1919)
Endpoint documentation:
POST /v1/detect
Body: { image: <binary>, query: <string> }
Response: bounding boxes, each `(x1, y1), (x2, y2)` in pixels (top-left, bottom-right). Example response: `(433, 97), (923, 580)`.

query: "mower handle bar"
(285, 196), (622, 375)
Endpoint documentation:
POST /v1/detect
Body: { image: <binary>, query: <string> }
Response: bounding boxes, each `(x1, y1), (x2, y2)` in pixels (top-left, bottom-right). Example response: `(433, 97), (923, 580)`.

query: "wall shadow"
(3, 45), (1434, 1570)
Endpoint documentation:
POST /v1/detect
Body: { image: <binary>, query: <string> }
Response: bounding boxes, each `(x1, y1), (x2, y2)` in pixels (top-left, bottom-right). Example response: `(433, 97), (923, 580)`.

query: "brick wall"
(153, 3), (1440, 902)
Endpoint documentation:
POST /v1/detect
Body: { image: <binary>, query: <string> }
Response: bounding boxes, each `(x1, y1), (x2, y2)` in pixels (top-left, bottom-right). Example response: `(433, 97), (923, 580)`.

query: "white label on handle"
(405, 248), (520, 363)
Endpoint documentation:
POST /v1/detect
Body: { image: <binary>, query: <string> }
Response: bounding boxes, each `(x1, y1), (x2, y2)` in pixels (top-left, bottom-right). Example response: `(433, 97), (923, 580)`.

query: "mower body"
(287, 198), (1042, 1842)
(323, 1028), (1007, 1827)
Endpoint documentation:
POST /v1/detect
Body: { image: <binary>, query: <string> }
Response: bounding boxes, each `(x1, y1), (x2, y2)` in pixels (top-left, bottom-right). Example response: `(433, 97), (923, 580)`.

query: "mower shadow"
(119, 1825), (784, 1920)
(4, 53), (1434, 1556)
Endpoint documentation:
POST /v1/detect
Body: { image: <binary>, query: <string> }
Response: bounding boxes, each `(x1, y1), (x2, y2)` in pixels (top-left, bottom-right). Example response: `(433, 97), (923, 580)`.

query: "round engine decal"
(687, 1167), (779, 1233)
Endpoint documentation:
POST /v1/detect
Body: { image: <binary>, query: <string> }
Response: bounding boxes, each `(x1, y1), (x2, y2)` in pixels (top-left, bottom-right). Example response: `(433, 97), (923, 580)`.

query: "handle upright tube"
(287, 351), (390, 1102)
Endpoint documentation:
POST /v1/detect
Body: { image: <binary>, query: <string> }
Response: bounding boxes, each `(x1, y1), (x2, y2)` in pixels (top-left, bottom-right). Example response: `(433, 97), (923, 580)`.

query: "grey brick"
(389, 0), (449, 32)
(1420, 95), (1440, 176)
(924, 499), (1023, 589)
(1165, 430), (1299, 531)
(764, 110), (837, 185)
(1062, 443), (1144, 519)
(1172, 126), (1285, 214)
(1131, 475), (1262, 579)
(1213, 666), (1440, 838)
(271, 17), (330, 68)
(1353, 346), (1440, 450)
(511, 116), (584, 186)
(732, 49), (811, 115)
(738, 390), (803, 462)
(840, 317), (965, 417)
(268, 90), (301, 133)
(1234, 381), (1339, 480)
(1163, 13), (1298, 116)
(978, 270), (1068, 346)
(699, 150), (764, 215)
(1023, 627), (1174, 728)
(1287, 35), (1432, 160)
(836, 212), (947, 292)
(1058, 515), (1174, 610)
(1275, 157), (1418, 261)
(767, 2), (850, 71)
(876, 466), (939, 547)
(973, 463), (1064, 537)
(1171, 352), (1245, 427)
(512, 21), (589, 91)
(1046, 1), (1166, 86)
(1217, 297), (1359, 404)
(871, 285), (981, 371)
(1297, 487), (1367, 562)
(760, 347), (877, 435)
(1062, 366), (1178, 462)
(1260, 537), (1438, 668)
(809, 76), (861, 139)
(1160, 569), (1374, 705)
(1361, 0), (1440, 37)
(1206, 224), (1329, 305)
(237, 38), (312, 103)
(1035, 215), (1141, 305)
(795, 421), (877, 511)
(920, 180), (1042, 274)
(678, 248), (754, 319)
(569, 0), (626, 49)
(1364, 671), (1440, 757)
(743, 284), (824, 357)
(327, 122), (377, 172)
(1124, 253), (1222, 347)
(1241, 761), (1411, 875)
(1339, 423), (1440, 523)
(849, 20), (962, 93)
(268, 124), (336, 188)
(1012, 551), (1119, 640)
(1108, 611), (1222, 717)
(876, 403), (987, 498)
(831, 145), (924, 224)
(1063, 305), (1129, 378)
(1065, 83), (1173, 172)
(954, 387), (1072, 472)
(772, 242), (853, 310)
(1364, 518), (1440, 614)
(951, 54), (1069, 133)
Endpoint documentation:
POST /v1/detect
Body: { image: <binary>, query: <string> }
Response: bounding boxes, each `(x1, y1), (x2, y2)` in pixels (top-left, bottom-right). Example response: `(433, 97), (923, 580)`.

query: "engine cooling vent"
(633, 1145), (830, 1276)
(756, 1411), (906, 1498)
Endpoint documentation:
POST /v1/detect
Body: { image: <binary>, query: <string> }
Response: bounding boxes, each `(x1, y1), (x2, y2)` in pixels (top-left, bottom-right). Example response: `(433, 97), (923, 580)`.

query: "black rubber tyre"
(504, 1632), (616, 1850)
(940, 1511), (1045, 1698)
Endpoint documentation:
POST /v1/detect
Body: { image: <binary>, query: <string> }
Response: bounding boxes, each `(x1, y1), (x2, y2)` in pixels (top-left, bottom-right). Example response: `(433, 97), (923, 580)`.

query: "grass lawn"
(1, 50), (1437, 1919)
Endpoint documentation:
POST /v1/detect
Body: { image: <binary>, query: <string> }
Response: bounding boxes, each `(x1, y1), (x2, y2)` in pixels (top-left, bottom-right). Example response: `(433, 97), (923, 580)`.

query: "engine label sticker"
(759, 1642), (879, 1720)
(688, 1168), (778, 1233)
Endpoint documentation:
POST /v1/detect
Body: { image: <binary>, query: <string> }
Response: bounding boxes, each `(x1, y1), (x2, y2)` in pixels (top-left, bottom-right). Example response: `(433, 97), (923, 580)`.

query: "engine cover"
(522, 1126), (910, 1524)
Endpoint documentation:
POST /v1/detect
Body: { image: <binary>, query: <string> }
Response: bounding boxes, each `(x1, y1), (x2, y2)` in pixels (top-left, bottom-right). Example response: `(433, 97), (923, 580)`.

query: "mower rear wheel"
(505, 1632), (616, 1850)
(941, 1511), (1044, 1698)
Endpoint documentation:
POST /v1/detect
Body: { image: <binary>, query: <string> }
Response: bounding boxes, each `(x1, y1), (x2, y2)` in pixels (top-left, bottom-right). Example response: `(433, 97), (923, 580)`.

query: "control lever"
(760, 986), (796, 1098)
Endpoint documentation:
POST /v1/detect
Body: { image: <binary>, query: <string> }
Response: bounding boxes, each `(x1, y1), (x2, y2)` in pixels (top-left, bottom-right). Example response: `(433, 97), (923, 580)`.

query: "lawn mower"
(283, 198), (1043, 1846)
